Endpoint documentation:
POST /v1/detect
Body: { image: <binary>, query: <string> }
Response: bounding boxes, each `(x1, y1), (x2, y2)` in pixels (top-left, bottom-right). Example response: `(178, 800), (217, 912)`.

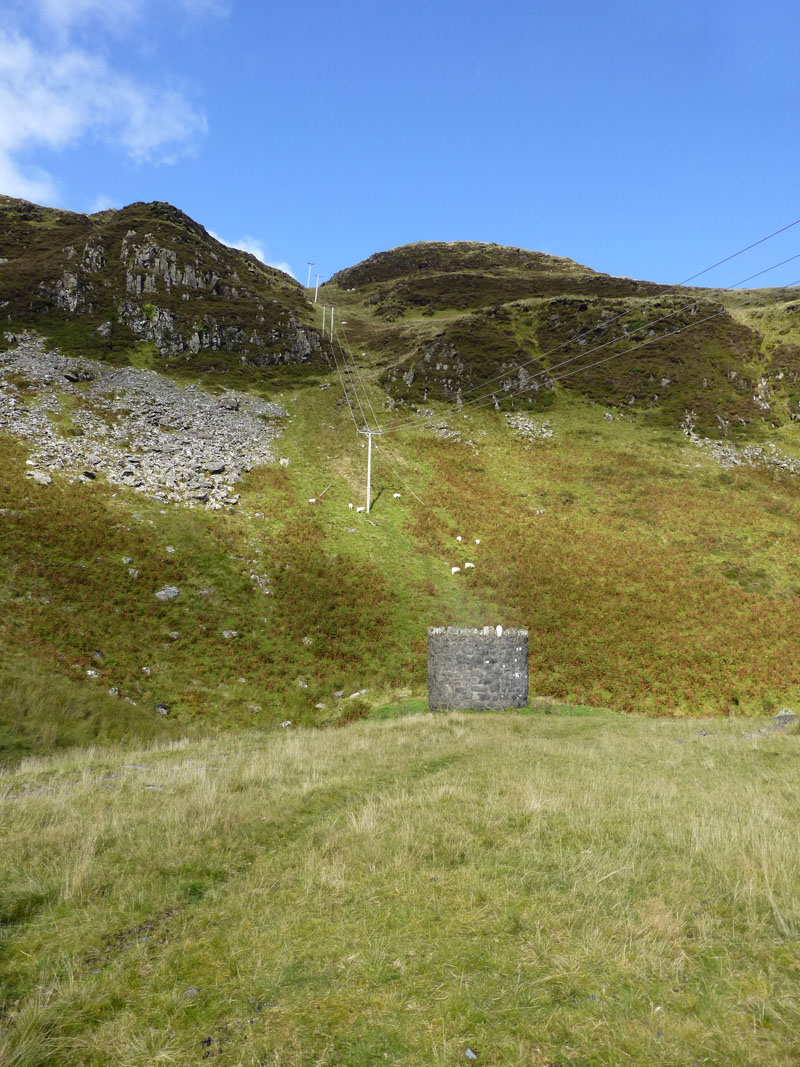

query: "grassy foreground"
(2, 707), (799, 1066)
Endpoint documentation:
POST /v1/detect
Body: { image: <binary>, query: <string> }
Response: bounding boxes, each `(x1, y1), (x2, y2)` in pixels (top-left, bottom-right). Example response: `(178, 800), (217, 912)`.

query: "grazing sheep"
(348, 502), (354, 509)
(451, 566), (461, 575)
(393, 492), (401, 499)
(464, 562), (475, 569)
(356, 506), (366, 513)
(456, 535), (462, 542)
(308, 498), (317, 504)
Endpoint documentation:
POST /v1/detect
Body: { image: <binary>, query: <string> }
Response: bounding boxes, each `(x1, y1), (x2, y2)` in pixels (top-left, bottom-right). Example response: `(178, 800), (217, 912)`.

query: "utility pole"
(314, 274), (320, 302)
(321, 305), (326, 334)
(330, 305), (335, 341)
(358, 429), (382, 513)
(306, 262), (314, 288)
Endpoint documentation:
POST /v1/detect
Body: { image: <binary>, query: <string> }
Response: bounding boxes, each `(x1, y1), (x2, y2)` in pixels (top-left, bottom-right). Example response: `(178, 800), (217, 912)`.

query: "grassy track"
(2, 707), (799, 1065)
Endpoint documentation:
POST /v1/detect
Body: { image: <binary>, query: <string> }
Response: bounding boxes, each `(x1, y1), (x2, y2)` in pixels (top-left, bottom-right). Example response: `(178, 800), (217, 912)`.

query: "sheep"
(348, 502), (354, 509)
(451, 566), (461, 575)
(356, 506), (366, 513)
(464, 562), (475, 569)
(393, 492), (401, 499)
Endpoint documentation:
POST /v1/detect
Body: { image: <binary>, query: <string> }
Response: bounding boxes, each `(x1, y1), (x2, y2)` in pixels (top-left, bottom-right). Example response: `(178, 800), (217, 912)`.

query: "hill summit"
(322, 240), (800, 435)
(0, 195), (326, 370)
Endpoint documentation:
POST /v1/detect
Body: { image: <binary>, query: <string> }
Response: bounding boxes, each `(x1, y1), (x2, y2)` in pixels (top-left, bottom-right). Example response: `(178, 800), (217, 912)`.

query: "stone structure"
(427, 626), (528, 712)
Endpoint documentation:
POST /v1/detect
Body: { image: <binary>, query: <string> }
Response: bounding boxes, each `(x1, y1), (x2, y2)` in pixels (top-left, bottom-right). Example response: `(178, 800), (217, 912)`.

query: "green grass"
(5, 228), (800, 735)
(6, 227), (800, 1063)
(0, 659), (182, 762)
(6, 363), (800, 749)
(2, 709), (799, 1065)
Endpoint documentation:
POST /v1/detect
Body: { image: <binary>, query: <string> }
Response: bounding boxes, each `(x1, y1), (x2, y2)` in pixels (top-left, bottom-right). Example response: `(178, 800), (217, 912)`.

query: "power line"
(335, 334), (371, 432)
(381, 216), (800, 430)
(674, 216), (800, 288)
(339, 324), (383, 432)
(381, 250), (800, 435)
(330, 341), (364, 434)
(450, 279), (800, 417)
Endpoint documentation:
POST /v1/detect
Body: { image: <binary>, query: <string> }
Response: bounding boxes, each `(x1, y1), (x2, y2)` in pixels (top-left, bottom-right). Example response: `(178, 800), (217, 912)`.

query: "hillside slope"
(323, 240), (800, 436)
(3, 210), (800, 754)
(0, 195), (327, 372)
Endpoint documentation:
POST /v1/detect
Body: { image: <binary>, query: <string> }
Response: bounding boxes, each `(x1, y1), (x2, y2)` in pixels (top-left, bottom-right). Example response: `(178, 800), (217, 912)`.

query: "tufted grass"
(2, 708), (800, 1065)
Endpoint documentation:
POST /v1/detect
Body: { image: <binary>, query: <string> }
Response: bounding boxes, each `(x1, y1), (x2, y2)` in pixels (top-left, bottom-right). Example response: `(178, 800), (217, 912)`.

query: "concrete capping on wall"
(427, 625), (529, 712)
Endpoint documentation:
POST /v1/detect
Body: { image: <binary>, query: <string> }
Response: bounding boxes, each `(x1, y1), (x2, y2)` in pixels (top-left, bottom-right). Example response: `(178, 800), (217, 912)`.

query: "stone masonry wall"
(427, 626), (529, 712)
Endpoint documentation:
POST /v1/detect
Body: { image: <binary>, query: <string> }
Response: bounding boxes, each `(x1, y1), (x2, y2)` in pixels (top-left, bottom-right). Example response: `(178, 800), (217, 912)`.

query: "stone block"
(427, 626), (528, 712)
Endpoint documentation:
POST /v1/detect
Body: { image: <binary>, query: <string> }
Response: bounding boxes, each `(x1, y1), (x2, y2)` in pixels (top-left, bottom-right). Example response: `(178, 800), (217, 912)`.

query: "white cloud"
(0, 30), (207, 201)
(35, 0), (140, 33)
(27, 0), (227, 35)
(0, 152), (57, 203)
(89, 193), (119, 212)
(267, 261), (297, 279)
(208, 230), (297, 279)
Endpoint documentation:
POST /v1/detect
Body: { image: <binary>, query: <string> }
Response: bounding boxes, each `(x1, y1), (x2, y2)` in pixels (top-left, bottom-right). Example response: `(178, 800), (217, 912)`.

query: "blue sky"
(2, 0), (799, 287)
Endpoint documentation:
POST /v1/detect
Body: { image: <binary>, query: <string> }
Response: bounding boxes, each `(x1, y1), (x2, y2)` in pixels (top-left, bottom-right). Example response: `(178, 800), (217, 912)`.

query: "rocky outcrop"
(0, 195), (328, 371)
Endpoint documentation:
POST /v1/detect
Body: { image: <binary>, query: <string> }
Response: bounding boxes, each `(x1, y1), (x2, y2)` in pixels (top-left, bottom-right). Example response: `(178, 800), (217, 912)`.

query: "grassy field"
(2, 705), (799, 1065)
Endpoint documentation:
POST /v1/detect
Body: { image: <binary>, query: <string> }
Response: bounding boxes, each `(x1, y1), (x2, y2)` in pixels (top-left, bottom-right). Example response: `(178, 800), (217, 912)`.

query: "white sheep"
(393, 492), (401, 499)
(308, 498), (317, 504)
(348, 502), (354, 509)
(464, 562), (475, 569)
(451, 566), (461, 575)
(356, 506), (366, 513)
(475, 538), (481, 545)
(456, 535), (462, 542)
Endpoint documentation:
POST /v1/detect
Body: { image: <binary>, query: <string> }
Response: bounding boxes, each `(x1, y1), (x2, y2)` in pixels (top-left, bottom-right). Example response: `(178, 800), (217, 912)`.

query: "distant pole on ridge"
(306, 262), (314, 288)
(314, 274), (320, 302)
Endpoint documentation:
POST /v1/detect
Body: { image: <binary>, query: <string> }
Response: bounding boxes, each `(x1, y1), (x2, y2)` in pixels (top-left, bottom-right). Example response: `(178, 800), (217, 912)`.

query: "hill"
(3, 201), (800, 757)
(3, 201), (800, 1064)
(323, 240), (800, 436)
(0, 195), (326, 374)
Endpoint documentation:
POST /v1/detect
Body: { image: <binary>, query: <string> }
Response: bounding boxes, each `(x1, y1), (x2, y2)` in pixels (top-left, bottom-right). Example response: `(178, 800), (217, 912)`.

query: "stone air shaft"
(427, 626), (529, 712)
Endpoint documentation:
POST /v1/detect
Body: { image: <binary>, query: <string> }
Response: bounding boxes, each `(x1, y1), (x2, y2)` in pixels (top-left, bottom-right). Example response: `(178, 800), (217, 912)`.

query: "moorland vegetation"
(2, 197), (800, 1064)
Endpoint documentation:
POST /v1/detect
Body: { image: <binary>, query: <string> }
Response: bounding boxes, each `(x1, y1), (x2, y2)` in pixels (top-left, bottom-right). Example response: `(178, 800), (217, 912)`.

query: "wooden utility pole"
(358, 429), (382, 512)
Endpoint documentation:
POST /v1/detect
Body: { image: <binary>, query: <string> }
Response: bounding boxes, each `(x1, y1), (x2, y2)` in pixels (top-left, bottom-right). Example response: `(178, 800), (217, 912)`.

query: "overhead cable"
(381, 251), (800, 435)
(382, 215), (800, 429)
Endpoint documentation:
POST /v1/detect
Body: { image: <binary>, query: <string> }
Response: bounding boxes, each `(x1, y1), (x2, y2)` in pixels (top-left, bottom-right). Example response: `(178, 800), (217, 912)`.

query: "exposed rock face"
(0, 334), (287, 509)
(0, 195), (328, 370)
